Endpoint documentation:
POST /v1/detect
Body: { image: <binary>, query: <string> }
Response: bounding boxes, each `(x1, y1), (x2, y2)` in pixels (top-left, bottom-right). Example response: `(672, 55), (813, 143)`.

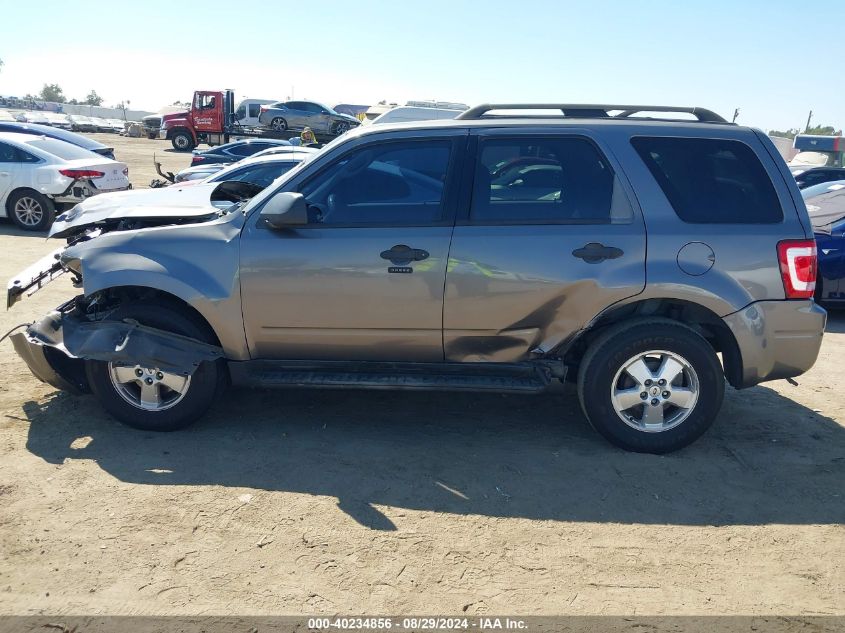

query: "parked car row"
(2, 110), (128, 133)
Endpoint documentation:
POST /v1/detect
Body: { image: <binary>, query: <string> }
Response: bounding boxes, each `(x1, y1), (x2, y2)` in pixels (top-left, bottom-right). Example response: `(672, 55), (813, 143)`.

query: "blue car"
(189, 138), (291, 167)
(804, 180), (845, 304)
(0, 121), (115, 160)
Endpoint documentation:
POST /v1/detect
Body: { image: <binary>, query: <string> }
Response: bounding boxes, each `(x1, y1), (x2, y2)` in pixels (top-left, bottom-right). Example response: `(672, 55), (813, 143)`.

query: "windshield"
(803, 181), (845, 233)
(207, 160), (301, 187)
(25, 138), (102, 161)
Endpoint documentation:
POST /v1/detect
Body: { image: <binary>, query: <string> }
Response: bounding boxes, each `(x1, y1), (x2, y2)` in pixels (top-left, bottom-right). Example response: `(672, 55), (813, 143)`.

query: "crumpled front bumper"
(11, 304), (225, 395)
(11, 330), (87, 394)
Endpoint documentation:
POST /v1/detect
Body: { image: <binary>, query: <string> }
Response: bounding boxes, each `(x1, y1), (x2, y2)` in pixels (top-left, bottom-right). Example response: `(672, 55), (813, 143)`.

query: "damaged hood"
(49, 183), (225, 238)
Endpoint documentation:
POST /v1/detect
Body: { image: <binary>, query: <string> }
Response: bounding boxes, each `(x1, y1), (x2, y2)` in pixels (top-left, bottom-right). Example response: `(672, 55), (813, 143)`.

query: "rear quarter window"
(24, 138), (98, 161)
(631, 136), (783, 223)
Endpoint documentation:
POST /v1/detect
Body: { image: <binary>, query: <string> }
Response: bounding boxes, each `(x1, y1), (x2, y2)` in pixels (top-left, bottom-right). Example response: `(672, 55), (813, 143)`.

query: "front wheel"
(332, 121), (350, 135)
(171, 130), (195, 151)
(577, 319), (725, 453)
(86, 301), (224, 431)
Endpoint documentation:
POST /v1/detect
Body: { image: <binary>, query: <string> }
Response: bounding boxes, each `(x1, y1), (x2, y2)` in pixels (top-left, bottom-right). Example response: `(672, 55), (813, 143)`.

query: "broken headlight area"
(11, 295), (224, 394)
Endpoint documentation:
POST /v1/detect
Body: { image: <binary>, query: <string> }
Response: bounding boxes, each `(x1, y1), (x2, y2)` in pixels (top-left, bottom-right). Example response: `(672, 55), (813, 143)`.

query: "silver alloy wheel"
(108, 363), (191, 411)
(610, 349), (700, 433)
(13, 197), (44, 227)
(334, 121), (349, 134)
(271, 118), (287, 131)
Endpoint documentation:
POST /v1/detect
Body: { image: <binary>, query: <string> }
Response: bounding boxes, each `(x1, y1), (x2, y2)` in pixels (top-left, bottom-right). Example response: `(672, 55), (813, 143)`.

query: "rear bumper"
(53, 180), (131, 205)
(723, 300), (826, 388)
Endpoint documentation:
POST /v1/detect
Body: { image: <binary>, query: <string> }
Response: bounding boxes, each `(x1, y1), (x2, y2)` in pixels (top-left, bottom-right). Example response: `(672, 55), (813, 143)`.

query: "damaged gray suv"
(7, 104), (827, 453)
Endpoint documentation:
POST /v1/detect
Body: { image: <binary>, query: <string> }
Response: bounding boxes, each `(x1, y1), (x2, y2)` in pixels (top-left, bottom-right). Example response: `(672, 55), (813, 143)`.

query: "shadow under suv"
(8, 103), (826, 453)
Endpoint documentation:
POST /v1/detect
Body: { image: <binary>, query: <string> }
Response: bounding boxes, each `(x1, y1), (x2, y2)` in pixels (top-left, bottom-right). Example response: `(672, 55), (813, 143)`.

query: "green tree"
(769, 128), (799, 140)
(805, 125), (841, 136)
(84, 90), (103, 106)
(67, 98), (79, 105)
(39, 83), (65, 103)
(769, 125), (842, 139)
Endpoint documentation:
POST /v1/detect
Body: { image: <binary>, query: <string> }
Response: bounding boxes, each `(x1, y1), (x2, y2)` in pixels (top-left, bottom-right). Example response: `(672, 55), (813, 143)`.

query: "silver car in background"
(257, 100), (360, 136)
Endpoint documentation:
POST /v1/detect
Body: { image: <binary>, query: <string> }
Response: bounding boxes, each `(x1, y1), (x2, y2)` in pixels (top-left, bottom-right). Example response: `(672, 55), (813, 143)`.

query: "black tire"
(6, 189), (55, 231)
(270, 117), (288, 132)
(85, 301), (224, 432)
(171, 130), (195, 151)
(577, 319), (725, 454)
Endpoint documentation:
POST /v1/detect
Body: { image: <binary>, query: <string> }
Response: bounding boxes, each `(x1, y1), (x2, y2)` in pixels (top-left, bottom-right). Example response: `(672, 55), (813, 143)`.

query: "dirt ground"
(0, 134), (842, 617)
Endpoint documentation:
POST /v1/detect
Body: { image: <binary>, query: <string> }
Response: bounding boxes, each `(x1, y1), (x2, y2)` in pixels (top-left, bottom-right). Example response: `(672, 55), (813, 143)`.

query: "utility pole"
(805, 110), (813, 133)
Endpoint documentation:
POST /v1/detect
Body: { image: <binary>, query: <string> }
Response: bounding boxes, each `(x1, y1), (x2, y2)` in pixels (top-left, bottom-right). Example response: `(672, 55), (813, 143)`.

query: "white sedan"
(0, 132), (130, 231)
(43, 112), (74, 130)
(14, 111), (50, 125)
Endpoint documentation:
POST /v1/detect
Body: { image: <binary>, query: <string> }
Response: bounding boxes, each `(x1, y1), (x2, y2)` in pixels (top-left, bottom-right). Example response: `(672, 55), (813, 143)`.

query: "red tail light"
(777, 239), (817, 299)
(191, 156), (205, 165)
(59, 169), (105, 179)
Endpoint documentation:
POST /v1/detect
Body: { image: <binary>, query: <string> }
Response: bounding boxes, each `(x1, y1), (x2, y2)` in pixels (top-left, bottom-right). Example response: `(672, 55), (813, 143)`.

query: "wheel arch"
(89, 285), (221, 346)
(166, 126), (196, 142)
(6, 186), (50, 208)
(563, 297), (743, 388)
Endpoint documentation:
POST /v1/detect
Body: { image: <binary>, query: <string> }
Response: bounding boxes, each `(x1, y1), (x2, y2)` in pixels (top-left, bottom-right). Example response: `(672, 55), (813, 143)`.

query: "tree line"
(769, 125), (842, 139)
(24, 83), (105, 107)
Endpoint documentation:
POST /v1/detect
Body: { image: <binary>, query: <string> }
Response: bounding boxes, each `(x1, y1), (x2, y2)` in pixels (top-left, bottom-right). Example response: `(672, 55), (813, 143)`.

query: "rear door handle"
(380, 244), (430, 265)
(572, 242), (624, 263)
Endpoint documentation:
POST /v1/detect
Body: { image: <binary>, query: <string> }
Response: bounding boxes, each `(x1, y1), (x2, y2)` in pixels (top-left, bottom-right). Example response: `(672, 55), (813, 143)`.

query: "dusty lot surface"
(0, 134), (842, 617)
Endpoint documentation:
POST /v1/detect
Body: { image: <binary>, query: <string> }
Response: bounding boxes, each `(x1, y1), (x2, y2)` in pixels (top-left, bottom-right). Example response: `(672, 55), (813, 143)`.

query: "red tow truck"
(160, 90), (325, 152)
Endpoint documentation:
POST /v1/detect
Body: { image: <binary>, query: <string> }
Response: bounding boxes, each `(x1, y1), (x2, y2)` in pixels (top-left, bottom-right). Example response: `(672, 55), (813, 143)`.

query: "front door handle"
(572, 242), (624, 263)
(380, 244), (430, 265)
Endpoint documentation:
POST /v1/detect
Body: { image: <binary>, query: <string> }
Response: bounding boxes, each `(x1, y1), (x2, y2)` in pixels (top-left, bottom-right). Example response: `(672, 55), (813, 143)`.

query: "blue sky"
(1, 0), (842, 132)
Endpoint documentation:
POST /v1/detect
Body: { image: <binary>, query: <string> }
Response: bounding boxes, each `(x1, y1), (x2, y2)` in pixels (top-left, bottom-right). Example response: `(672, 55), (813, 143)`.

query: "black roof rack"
(455, 103), (729, 124)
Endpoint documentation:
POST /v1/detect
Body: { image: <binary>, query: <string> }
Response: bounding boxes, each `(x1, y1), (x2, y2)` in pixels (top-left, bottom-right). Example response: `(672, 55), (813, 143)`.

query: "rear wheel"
(7, 190), (55, 231)
(171, 130), (195, 151)
(577, 319), (724, 453)
(270, 117), (288, 132)
(86, 301), (224, 431)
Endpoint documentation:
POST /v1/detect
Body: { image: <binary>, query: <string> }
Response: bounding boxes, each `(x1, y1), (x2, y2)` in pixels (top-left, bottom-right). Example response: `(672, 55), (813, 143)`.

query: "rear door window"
(227, 143), (268, 157)
(24, 138), (96, 161)
(470, 136), (631, 224)
(631, 136), (783, 223)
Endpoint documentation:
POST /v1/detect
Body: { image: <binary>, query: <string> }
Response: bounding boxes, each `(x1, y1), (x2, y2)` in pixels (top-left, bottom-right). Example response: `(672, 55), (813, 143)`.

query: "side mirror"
(260, 192), (308, 229)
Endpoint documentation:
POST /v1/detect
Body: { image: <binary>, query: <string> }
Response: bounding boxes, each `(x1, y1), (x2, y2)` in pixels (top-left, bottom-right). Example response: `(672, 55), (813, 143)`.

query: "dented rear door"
(443, 128), (646, 362)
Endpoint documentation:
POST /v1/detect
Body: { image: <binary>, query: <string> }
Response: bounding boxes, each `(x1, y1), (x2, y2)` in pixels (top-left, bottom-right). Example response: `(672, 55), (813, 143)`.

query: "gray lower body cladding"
(722, 299), (826, 388)
(12, 297), (825, 398)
